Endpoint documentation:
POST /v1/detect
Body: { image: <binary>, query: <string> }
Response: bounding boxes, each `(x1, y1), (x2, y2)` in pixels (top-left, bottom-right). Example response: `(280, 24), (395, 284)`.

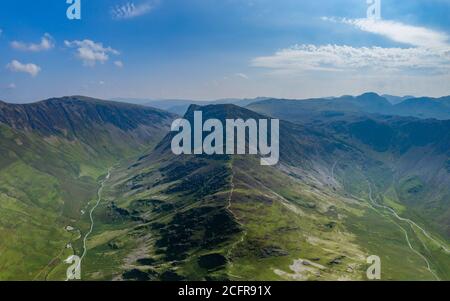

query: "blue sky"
(0, 0), (449, 103)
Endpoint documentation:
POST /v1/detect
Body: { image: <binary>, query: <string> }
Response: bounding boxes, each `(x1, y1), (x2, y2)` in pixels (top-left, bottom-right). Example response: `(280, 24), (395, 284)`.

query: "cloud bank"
(252, 44), (450, 74)
(253, 18), (450, 76)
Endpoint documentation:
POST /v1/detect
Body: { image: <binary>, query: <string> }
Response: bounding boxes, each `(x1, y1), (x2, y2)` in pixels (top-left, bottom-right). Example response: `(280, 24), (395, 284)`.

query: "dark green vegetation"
(0, 95), (449, 281)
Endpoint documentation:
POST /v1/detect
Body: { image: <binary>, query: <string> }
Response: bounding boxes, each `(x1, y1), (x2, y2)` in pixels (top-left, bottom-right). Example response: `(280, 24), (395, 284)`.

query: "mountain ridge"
(83, 103), (450, 281)
(0, 95), (177, 280)
(0, 96), (174, 136)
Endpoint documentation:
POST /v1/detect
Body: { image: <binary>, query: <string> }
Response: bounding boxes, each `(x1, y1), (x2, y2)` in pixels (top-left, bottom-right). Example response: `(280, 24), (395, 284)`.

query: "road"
(226, 166), (246, 258)
(367, 183), (449, 253)
(77, 169), (112, 272)
(367, 183), (440, 281)
(330, 161), (445, 280)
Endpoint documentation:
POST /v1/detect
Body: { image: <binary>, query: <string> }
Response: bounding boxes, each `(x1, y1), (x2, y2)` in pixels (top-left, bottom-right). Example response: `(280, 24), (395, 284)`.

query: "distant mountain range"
(247, 93), (450, 122)
(113, 93), (450, 120)
(0, 94), (449, 281)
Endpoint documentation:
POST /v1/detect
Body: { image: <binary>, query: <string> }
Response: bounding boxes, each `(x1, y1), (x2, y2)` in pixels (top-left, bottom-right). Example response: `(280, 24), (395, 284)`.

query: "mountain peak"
(358, 92), (381, 99)
(355, 93), (391, 108)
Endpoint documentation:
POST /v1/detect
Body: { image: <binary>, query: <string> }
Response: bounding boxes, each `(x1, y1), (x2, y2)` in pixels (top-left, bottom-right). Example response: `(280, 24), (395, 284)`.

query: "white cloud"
(254, 18), (450, 77)
(114, 60), (124, 68)
(6, 60), (41, 77)
(111, 2), (154, 20)
(11, 33), (55, 52)
(323, 17), (449, 48)
(64, 39), (120, 66)
(235, 73), (249, 79)
(7, 83), (16, 89)
(252, 44), (450, 74)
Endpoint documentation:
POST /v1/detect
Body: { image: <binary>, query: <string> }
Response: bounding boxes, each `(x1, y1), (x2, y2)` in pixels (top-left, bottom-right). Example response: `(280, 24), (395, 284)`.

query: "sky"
(0, 0), (449, 103)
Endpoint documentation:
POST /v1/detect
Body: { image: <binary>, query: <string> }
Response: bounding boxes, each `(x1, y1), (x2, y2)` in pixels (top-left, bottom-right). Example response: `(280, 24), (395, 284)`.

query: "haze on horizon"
(1, 0), (450, 103)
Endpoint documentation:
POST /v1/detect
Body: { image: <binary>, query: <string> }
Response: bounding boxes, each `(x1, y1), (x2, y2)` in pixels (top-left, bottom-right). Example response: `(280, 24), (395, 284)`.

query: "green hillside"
(0, 99), (448, 281)
(77, 104), (450, 281)
(0, 97), (174, 280)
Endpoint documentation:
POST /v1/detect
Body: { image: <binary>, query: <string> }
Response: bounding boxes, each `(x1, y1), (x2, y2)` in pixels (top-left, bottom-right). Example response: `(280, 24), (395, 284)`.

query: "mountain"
(247, 93), (450, 121)
(249, 97), (450, 235)
(76, 104), (449, 281)
(1, 96), (449, 281)
(392, 97), (450, 120)
(0, 96), (171, 137)
(319, 115), (450, 235)
(0, 96), (175, 280)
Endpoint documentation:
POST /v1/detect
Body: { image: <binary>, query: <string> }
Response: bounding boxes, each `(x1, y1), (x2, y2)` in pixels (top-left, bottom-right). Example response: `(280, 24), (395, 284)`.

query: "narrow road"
(367, 183), (440, 281)
(35, 169), (112, 281)
(330, 162), (444, 280)
(367, 183), (449, 253)
(331, 162), (448, 253)
(226, 164), (247, 280)
(77, 169), (111, 272)
(226, 167), (246, 258)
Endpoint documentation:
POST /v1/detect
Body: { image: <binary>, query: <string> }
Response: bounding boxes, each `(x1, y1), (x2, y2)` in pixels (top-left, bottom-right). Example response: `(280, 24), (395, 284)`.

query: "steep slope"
(321, 115), (450, 238)
(82, 104), (449, 281)
(0, 97), (175, 280)
(249, 97), (450, 235)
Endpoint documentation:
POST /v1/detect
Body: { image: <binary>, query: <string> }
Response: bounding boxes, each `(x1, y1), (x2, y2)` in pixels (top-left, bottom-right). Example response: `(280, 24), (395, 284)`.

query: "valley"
(0, 95), (449, 281)
(2, 0), (449, 286)
(0, 97), (174, 280)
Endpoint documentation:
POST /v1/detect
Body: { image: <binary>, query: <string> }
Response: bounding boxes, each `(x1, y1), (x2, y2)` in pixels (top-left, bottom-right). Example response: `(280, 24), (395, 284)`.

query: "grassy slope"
(339, 163), (450, 280)
(84, 150), (232, 278)
(80, 150), (449, 281)
(0, 120), (165, 280)
(2, 100), (447, 281)
(227, 156), (450, 280)
(0, 125), (94, 279)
